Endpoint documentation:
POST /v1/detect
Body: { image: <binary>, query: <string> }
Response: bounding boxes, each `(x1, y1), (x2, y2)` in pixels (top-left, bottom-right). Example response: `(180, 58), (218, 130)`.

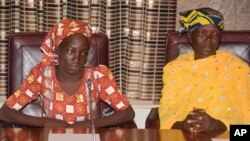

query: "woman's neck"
(55, 66), (84, 82)
(194, 52), (216, 60)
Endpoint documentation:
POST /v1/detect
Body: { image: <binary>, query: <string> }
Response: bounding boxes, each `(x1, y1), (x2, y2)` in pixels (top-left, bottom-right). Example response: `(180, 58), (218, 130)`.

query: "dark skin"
(171, 25), (227, 133)
(187, 24), (222, 60)
(0, 33), (135, 128)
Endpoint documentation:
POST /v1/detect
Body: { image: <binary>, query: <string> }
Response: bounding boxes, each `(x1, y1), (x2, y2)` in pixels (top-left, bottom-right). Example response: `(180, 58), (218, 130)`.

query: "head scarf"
(179, 7), (224, 32)
(40, 18), (92, 67)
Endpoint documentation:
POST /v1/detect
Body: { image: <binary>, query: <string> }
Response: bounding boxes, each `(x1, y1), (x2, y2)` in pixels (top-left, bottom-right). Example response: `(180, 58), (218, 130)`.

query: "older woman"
(159, 7), (250, 132)
(0, 18), (135, 127)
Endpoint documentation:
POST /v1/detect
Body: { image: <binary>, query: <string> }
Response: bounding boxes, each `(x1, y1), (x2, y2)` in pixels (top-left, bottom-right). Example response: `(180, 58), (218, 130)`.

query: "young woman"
(0, 19), (135, 128)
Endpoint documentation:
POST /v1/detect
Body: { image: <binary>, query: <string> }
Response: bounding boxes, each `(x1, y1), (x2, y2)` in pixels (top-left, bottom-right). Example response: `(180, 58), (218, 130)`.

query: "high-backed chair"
(145, 30), (250, 129)
(3, 32), (136, 128)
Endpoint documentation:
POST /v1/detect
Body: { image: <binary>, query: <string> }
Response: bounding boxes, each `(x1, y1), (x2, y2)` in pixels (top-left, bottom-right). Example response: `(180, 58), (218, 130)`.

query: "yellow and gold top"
(159, 51), (250, 129)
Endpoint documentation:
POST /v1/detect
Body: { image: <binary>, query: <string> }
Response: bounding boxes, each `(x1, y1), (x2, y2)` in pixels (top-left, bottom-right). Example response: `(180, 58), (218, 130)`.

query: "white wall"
(130, 100), (158, 129)
(133, 108), (151, 129)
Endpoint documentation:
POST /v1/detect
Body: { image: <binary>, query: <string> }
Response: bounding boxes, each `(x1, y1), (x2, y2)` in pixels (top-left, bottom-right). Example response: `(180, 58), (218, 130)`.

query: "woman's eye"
(82, 52), (88, 56)
(67, 50), (73, 54)
(193, 31), (205, 36)
(214, 32), (221, 37)
(198, 31), (206, 35)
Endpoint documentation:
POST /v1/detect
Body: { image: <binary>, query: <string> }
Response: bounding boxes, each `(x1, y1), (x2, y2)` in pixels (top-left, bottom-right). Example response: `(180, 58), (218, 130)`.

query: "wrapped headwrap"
(40, 18), (92, 67)
(179, 7), (224, 32)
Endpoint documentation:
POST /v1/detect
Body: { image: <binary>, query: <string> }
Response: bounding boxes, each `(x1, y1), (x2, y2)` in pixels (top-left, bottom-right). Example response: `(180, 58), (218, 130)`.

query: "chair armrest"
(117, 120), (137, 128)
(0, 119), (13, 127)
(145, 107), (160, 129)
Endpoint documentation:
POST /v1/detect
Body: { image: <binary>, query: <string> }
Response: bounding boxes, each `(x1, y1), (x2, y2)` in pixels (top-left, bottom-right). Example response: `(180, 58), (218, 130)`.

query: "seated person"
(159, 7), (250, 132)
(0, 18), (135, 128)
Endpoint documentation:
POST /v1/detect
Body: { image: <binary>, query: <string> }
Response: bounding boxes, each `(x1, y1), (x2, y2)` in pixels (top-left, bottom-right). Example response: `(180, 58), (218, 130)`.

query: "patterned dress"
(6, 64), (130, 124)
(159, 51), (250, 129)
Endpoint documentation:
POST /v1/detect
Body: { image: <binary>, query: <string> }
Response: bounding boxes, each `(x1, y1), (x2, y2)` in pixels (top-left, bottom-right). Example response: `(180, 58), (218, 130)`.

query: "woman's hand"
(182, 107), (227, 132)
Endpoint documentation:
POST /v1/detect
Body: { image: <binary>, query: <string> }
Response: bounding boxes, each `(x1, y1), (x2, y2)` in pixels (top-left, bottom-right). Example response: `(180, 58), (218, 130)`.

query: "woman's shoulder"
(163, 52), (194, 69)
(218, 51), (249, 65)
(97, 64), (109, 70)
(90, 65), (111, 76)
(90, 64), (109, 70)
(28, 63), (44, 75)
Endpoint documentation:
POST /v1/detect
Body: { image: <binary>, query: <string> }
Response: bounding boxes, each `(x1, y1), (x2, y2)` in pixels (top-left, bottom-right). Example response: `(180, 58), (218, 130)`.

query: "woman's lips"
(70, 64), (82, 70)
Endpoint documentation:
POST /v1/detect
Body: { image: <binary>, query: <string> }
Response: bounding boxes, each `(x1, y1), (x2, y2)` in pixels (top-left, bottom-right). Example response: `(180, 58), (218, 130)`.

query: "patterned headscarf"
(179, 7), (224, 32)
(40, 18), (92, 67)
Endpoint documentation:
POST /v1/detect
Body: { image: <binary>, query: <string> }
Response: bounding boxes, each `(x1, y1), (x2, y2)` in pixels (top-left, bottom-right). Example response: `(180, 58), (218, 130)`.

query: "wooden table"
(0, 128), (229, 141)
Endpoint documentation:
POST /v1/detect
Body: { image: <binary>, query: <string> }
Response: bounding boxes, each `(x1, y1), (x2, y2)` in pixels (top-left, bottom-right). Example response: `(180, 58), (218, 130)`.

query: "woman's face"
(187, 24), (222, 60)
(57, 33), (90, 75)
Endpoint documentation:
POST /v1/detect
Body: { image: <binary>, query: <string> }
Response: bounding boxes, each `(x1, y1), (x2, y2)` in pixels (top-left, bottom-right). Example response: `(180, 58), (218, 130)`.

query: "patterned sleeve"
(5, 64), (43, 111)
(97, 65), (130, 111)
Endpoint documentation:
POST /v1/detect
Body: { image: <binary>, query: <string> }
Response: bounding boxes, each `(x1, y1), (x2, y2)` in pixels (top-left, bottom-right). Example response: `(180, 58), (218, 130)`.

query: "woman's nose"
(205, 33), (213, 41)
(72, 52), (81, 62)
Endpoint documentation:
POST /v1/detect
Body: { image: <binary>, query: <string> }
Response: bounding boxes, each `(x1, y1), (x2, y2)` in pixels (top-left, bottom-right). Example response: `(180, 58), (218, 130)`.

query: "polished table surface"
(0, 128), (229, 141)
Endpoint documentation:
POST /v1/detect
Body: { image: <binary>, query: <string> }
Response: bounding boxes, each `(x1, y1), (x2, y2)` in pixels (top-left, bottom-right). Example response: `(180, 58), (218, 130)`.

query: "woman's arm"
(76, 65), (135, 128)
(70, 105), (135, 128)
(0, 104), (69, 127)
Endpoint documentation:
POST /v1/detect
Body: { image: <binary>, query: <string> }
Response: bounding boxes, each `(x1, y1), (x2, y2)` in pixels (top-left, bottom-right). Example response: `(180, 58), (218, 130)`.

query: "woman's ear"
(186, 32), (192, 44)
(218, 30), (223, 41)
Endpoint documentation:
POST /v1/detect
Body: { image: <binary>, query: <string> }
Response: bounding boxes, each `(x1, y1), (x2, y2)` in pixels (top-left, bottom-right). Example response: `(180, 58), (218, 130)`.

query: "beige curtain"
(0, 0), (177, 103)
